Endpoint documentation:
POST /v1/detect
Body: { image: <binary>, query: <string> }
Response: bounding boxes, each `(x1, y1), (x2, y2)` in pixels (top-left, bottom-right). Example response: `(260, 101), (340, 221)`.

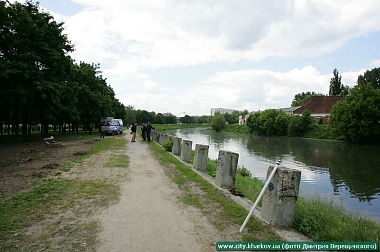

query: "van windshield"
(109, 120), (119, 126)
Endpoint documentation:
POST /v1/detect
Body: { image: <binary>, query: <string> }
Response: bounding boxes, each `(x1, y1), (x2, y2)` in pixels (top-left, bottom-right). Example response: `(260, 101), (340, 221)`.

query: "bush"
(211, 113), (226, 132)
(162, 136), (173, 152)
(237, 166), (251, 177)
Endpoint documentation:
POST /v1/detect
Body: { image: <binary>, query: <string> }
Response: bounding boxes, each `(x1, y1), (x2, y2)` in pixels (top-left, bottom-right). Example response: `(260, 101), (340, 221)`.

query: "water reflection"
(166, 128), (380, 223)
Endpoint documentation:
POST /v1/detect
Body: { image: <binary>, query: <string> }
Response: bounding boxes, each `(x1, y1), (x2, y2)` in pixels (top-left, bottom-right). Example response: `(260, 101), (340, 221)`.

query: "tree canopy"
(330, 84), (380, 143)
(291, 91), (325, 107)
(0, 1), (125, 137)
(357, 67), (380, 89)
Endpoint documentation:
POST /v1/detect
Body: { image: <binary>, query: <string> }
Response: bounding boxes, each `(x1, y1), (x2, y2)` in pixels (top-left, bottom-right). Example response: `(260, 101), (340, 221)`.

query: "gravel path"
(96, 133), (219, 252)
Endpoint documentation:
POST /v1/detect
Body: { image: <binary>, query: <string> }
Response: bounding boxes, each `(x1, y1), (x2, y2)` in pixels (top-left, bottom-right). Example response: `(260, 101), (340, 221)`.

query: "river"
(164, 127), (380, 223)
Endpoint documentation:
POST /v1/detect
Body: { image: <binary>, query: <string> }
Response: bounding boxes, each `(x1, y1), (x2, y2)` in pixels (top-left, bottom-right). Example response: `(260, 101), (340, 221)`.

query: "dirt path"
(96, 133), (219, 252)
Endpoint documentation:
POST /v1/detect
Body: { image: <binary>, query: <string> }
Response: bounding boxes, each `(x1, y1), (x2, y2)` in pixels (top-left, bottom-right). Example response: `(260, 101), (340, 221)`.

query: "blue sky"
(17, 0), (380, 116)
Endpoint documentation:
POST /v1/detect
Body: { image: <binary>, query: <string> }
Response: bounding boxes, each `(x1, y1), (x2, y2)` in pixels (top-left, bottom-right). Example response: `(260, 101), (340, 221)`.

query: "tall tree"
(329, 68), (343, 96)
(0, 1), (73, 137)
(330, 84), (380, 143)
(357, 67), (380, 89)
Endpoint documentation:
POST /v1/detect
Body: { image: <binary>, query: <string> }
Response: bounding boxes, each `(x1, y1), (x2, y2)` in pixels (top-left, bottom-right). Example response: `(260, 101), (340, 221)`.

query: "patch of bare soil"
(0, 137), (96, 202)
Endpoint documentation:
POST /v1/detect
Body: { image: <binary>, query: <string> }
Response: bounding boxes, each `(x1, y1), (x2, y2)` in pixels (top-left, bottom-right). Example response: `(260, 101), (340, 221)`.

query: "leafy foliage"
(329, 68), (343, 96)
(288, 110), (313, 137)
(330, 84), (380, 143)
(211, 113), (227, 132)
(162, 136), (174, 152)
(0, 1), (125, 137)
(357, 67), (380, 89)
(291, 91), (325, 107)
(246, 109), (289, 136)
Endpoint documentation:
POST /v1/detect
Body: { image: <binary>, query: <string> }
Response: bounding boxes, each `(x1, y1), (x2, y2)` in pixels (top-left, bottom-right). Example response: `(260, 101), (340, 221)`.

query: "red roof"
(294, 96), (343, 114)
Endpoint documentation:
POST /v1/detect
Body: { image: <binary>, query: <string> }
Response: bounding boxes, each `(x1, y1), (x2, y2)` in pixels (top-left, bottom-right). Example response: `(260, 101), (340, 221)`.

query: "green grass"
(148, 141), (279, 241)
(90, 134), (127, 154)
(153, 124), (208, 132)
(0, 178), (119, 251)
(60, 134), (127, 172)
(151, 141), (380, 243)
(224, 124), (251, 133)
(294, 196), (380, 242)
(0, 132), (128, 251)
(105, 154), (130, 168)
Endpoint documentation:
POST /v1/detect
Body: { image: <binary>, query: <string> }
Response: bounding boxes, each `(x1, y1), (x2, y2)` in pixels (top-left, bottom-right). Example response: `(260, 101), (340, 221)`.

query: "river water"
(165, 127), (380, 223)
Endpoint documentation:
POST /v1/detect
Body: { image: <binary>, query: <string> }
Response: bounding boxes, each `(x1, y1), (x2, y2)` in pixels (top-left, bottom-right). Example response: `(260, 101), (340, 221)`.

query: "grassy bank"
(201, 157), (380, 242)
(148, 141), (280, 242)
(0, 134), (127, 251)
(153, 123), (208, 132)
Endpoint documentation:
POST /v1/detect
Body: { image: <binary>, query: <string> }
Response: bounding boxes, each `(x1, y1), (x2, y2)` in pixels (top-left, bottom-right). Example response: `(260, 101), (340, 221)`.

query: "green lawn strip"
(294, 197), (380, 242)
(60, 134), (127, 172)
(105, 154), (130, 168)
(0, 178), (119, 251)
(0, 134), (128, 251)
(148, 142), (279, 242)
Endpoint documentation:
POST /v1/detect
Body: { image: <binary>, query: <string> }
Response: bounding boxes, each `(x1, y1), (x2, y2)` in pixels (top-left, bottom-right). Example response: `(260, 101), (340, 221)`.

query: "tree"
(291, 92), (325, 106)
(155, 113), (166, 124)
(211, 113), (226, 132)
(246, 109), (289, 136)
(179, 115), (195, 124)
(330, 84), (380, 143)
(0, 1), (74, 137)
(125, 105), (136, 126)
(288, 110), (313, 137)
(357, 67), (380, 89)
(329, 68), (343, 96)
(164, 114), (178, 124)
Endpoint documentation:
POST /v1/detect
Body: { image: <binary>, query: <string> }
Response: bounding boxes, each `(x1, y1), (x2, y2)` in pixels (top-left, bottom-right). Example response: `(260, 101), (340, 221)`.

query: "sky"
(13, 0), (380, 116)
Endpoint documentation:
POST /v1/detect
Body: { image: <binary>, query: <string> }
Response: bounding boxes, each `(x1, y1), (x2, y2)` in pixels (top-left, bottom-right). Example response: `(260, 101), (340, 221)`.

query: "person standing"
(100, 122), (105, 139)
(131, 123), (137, 142)
(146, 122), (155, 142)
(141, 123), (147, 141)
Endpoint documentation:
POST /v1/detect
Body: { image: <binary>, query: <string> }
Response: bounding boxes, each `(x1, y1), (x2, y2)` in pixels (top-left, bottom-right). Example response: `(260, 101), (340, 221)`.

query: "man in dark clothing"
(131, 123), (137, 142)
(146, 122), (155, 142)
(141, 123), (147, 141)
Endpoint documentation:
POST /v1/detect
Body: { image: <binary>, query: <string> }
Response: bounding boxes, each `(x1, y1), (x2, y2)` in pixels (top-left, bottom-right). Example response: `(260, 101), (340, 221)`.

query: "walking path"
(96, 133), (220, 252)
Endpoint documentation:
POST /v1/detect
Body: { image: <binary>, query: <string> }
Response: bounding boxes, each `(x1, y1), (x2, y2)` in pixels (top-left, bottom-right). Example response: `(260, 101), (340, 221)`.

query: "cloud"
(24, 0), (380, 115)
(370, 60), (380, 67)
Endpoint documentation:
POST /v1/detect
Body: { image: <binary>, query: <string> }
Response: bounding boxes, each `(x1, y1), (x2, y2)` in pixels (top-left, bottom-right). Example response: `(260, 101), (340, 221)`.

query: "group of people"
(130, 122), (155, 142)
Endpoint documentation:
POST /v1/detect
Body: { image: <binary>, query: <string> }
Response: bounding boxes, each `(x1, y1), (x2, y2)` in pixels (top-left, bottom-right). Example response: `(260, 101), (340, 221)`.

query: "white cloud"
(370, 60), (380, 67)
(30, 0), (380, 115)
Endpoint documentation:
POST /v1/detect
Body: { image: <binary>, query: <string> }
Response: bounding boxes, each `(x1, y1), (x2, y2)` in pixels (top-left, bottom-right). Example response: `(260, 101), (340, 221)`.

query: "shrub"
(162, 136), (173, 152)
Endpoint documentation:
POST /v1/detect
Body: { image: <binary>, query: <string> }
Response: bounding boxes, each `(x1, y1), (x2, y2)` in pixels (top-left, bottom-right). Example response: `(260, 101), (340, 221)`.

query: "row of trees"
(0, 1), (125, 137)
(246, 109), (313, 137)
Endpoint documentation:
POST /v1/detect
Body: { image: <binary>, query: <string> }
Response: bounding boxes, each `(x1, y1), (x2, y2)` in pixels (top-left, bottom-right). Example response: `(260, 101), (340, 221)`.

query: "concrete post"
(193, 144), (209, 172)
(180, 140), (192, 163)
(154, 132), (160, 143)
(159, 134), (168, 145)
(215, 150), (239, 189)
(172, 137), (182, 155)
(151, 131), (156, 141)
(261, 166), (301, 227)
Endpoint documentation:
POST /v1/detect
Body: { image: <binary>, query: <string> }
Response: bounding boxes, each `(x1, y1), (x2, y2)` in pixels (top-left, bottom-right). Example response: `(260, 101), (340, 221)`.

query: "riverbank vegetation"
(148, 142), (280, 242)
(159, 143), (380, 242)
